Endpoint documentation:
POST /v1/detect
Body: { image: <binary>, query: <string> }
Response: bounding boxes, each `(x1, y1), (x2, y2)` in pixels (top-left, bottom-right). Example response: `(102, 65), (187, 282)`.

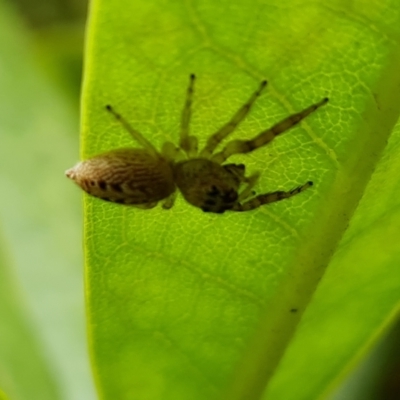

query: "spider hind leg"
(232, 181), (313, 212)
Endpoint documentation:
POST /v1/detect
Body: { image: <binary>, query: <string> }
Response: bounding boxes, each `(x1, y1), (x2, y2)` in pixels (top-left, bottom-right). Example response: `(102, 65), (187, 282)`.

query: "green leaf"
(82, 0), (400, 399)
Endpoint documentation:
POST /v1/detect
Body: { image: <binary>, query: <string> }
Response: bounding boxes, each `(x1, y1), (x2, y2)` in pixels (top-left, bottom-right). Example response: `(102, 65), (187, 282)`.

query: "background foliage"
(0, 0), (94, 399)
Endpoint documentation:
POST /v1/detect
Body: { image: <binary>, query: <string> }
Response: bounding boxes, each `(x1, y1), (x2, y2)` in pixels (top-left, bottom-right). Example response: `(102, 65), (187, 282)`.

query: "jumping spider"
(66, 75), (328, 213)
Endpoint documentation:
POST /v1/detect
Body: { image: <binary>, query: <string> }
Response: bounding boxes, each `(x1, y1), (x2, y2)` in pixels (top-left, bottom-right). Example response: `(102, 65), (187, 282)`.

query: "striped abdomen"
(66, 148), (175, 205)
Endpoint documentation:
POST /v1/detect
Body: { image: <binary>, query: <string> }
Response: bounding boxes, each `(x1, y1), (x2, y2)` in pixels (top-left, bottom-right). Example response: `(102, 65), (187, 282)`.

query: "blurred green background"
(0, 0), (95, 399)
(0, 0), (399, 399)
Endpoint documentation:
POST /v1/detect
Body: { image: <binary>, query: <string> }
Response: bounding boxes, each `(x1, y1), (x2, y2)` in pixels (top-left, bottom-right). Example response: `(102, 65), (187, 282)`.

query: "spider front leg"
(238, 172), (261, 202)
(161, 191), (177, 209)
(232, 181), (313, 212)
(211, 97), (329, 164)
(199, 80), (267, 158)
(180, 74), (199, 158)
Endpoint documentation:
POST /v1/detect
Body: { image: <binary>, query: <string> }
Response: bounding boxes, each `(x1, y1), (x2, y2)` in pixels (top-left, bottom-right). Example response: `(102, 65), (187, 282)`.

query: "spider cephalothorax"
(66, 75), (328, 213)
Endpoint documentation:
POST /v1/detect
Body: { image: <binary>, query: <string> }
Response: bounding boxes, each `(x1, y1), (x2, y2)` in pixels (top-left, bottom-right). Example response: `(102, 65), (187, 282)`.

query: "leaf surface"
(83, 0), (400, 399)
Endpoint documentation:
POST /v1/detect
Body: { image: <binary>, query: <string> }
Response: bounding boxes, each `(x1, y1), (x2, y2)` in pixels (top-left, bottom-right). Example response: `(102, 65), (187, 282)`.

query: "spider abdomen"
(66, 148), (175, 205)
(174, 159), (240, 213)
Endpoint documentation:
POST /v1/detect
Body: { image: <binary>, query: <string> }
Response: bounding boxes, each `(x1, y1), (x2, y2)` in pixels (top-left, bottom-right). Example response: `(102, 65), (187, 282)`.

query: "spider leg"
(211, 98), (329, 164)
(161, 141), (185, 162)
(200, 80), (267, 158)
(105, 105), (159, 156)
(238, 172), (261, 202)
(162, 191), (177, 209)
(232, 181), (313, 212)
(180, 74), (199, 157)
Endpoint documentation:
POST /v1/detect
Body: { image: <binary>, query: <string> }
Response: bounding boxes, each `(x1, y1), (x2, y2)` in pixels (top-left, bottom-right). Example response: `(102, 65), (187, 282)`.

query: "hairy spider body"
(66, 75), (328, 213)
(67, 148), (175, 207)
